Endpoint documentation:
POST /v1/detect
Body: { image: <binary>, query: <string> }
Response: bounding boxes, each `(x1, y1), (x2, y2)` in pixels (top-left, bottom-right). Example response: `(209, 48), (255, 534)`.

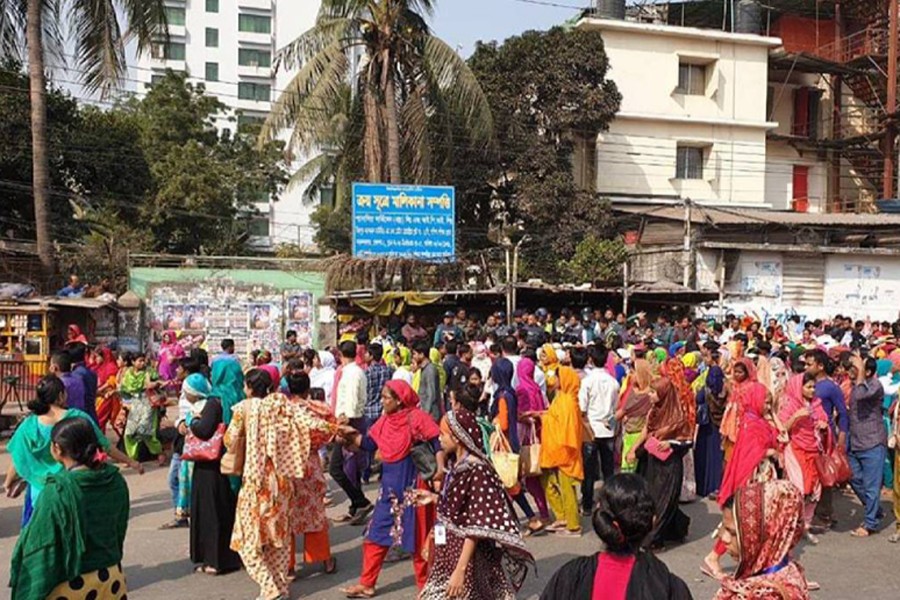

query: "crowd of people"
(5, 305), (900, 600)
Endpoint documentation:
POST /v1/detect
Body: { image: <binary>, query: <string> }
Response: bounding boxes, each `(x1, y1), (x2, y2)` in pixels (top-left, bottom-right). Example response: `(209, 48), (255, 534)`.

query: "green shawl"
(119, 366), (158, 396)
(9, 463), (129, 600)
(7, 409), (109, 503)
(211, 358), (245, 426)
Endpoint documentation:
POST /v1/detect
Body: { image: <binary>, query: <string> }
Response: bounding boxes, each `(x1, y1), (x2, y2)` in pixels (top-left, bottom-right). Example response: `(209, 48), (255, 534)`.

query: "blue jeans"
(168, 452), (182, 512)
(849, 444), (886, 530)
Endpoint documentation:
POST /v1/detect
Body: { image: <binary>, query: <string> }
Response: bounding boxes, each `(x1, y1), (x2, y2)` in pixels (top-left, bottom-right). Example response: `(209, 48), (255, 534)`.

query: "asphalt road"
(2, 453), (900, 599)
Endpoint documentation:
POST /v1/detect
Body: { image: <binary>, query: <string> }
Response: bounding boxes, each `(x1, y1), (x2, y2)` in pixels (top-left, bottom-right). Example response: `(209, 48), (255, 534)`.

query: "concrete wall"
(129, 267), (327, 359)
(765, 141), (827, 211)
(578, 18), (779, 205)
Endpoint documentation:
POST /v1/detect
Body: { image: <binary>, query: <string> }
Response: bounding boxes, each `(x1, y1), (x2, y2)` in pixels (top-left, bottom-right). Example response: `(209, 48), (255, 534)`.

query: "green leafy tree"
(0, 0), (167, 275)
(460, 27), (622, 279)
(563, 235), (628, 285)
(265, 0), (492, 185)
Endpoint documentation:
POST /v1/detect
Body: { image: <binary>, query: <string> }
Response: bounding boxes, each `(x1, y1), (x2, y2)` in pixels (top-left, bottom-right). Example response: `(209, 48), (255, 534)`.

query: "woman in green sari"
(119, 352), (164, 460)
(3, 376), (139, 527)
(616, 358), (654, 473)
(211, 357), (245, 493)
(10, 417), (130, 600)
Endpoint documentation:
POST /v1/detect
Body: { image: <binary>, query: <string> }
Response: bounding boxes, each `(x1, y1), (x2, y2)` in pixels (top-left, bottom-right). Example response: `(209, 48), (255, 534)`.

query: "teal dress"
(211, 358), (245, 493)
(8, 408), (109, 525)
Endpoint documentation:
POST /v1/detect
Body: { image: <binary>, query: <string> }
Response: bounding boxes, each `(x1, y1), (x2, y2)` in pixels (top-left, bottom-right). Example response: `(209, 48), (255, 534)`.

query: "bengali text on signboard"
(351, 183), (455, 259)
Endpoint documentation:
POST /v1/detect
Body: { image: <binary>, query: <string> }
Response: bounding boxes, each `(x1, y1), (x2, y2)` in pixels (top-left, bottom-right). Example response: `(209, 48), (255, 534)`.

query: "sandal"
(341, 584), (376, 598)
(159, 518), (189, 530)
(889, 531), (900, 543)
(545, 520), (567, 532)
(193, 565), (219, 575)
(850, 526), (872, 537)
(525, 520), (546, 537)
(324, 556), (338, 574)
(700, 555), (725, 580)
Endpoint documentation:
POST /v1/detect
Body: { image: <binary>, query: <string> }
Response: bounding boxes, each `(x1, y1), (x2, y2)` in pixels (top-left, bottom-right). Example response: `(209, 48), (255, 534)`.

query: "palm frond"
(275, 16), (352, 71)
(119, 0), (167, 53)
(423, 35), (493, 146)
(263, 38), (349, 150)
(0, 0), (27, 61)
(71, 0), (125, 95)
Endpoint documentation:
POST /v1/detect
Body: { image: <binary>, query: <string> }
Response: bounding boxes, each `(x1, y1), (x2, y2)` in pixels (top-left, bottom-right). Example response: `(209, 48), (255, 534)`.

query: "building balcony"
(238, 0), (273, 10)
(166, 24), (186, 38)
(237, 64), (273, 79)
(235, 97), (272, 113)
(237, 30), (272, 46)
(148, 57), (186, 72)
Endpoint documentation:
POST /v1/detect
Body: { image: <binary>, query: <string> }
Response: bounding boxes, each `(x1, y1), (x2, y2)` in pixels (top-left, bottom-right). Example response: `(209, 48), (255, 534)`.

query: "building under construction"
(617, 0), (900, 212)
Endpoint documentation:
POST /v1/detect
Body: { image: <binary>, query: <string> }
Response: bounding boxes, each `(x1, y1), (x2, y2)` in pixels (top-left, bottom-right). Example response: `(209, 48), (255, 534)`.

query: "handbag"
(407, 413), (438, 480)
(490, 429), (520, 488)
(519, 421), (542, 478)
(815, 429), (851, 488)
(221, 400), (248, 476)
(182, 423), (225, 462)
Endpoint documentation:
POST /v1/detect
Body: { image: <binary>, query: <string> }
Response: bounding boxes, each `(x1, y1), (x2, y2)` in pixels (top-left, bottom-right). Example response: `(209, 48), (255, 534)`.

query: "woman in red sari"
(91, 346), (122, 434)
(779, 373), (829, 544)
(703, 357), (779, 579)
(715, 480), (810, 600)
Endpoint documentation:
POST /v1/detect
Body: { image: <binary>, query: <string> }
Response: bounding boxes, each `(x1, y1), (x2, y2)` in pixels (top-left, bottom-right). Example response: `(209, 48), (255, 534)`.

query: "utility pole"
(885, 0), (898, 199)
(682, 197), (693, 288)
(511, 236), (529, 319)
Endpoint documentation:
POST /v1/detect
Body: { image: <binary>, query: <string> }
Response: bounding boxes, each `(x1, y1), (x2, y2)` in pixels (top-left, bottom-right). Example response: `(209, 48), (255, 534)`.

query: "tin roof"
(614, 204), (900, 228)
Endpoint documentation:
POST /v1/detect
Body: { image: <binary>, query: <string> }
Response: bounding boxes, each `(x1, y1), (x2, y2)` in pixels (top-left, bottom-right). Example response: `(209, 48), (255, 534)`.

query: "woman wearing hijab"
(715, 480), (810, 600)
(666, 359), (698, 503)
(255, 351), (280, 391)
(631, 377), (693, 549)
(471, 342), (493, 381)
(703, 359), (780, 579)
(540, 366), (584, 536)
(779, 373), (829, 544)
(183, 373), (242, 575)
(339, 380), (441, 598)
(390, 345), (414, 385)
(720, 358), (767, 464)
(418, 408), (533, 600)
(538, 344), (561, 400)
(158, 330), (185, 383)
(90, 346), (121, 434)
(695, 358), (726, 498)
(616, 358), (653, 473)
(516, 358), (551, 525)
(310, 350), (338, 399)
(490, 358), (542, 534)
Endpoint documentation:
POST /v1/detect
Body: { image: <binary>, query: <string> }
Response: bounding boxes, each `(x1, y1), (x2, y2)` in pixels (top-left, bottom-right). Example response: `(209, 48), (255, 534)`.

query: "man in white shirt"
(578, 344), (619, 515)
(330, 340), (372, 524)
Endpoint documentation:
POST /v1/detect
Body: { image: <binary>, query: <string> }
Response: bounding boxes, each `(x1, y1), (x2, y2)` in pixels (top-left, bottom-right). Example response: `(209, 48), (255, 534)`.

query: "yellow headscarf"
(539, 366), (584, 481)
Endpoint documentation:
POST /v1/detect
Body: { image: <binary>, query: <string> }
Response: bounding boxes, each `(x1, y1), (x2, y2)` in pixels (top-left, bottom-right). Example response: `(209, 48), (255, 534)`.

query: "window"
(676, 62), (706, 95)
(150, 74), (166, 85)
(165, 6), (185, 26)
(238, 48), (272, 68)
(151, 42), (185, 60)
(206, 0), (219, 12)
(320, 186), (335, 209)
(239, 14), (271, 34)
(792, 87), (822, 138)
(675, 145), (704, 179)
(248, 216), (270, 237)
(238, 82), (271, 101)
(206, 27), (219, 48)
(205, 62), (219, 82)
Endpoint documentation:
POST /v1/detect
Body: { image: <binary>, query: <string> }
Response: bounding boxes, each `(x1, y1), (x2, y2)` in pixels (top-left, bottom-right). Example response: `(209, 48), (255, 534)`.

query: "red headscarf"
(715, 481), (808, 599)
(66, 324), (88, 346)
(718, 360), (778, 507)
(368, 380), (440, 463)
(664, 358), (696, 430)
(91, 346), (119, 385)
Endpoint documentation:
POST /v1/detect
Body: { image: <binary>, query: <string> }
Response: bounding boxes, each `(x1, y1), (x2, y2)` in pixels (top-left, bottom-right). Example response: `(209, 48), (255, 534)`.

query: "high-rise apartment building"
(133, 1), (323, 247)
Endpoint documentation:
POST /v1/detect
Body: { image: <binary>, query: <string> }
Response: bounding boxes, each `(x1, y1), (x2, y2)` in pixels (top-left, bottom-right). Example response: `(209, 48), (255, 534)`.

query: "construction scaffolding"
(615, 0), (900, 211)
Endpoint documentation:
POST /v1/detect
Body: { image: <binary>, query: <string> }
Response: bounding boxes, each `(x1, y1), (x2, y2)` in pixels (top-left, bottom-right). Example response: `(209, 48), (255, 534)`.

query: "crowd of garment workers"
(5, 305), (900, 600)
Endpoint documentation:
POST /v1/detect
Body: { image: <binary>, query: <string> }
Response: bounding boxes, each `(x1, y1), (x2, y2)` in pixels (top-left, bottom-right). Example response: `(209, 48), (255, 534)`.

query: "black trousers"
(328, 417), (370, 511)
(581, 437), (616, 512)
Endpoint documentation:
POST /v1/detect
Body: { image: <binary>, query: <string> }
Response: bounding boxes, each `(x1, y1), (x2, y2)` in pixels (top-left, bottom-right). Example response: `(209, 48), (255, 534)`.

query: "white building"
(134, 0), (322, 248)
(576, 17), (782, 207)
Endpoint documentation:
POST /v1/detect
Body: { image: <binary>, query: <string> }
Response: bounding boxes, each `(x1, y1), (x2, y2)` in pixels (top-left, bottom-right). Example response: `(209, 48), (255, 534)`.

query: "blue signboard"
(351, 183), (455, 259)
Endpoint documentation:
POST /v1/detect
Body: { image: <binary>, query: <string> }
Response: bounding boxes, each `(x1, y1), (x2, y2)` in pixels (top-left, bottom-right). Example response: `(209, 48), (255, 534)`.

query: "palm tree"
(263, 0), (492, 186)
(1, 0), (166, 276)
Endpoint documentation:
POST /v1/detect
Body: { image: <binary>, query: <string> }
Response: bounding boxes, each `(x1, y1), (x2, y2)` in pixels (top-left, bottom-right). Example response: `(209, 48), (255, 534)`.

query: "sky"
(429, 0), (587, 56)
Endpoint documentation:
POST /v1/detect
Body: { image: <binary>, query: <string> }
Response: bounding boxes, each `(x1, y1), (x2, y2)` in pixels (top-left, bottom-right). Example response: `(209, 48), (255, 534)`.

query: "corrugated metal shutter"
(781, 253), (824, 306)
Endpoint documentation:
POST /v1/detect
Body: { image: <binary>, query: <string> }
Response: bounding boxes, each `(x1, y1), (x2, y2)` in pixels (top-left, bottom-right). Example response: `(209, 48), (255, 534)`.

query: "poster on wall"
(286, 292), (314, 347)
(248, 304), (274, 331)
(163, 305), (186, 330)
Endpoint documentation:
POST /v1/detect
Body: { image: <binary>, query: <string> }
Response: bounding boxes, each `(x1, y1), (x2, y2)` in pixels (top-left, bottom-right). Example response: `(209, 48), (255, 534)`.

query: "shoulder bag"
(490, 429), (520, 488)
(182, 423), (225, 462)
(519, 420), (542, 478)
(407, 412), (438, 480)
